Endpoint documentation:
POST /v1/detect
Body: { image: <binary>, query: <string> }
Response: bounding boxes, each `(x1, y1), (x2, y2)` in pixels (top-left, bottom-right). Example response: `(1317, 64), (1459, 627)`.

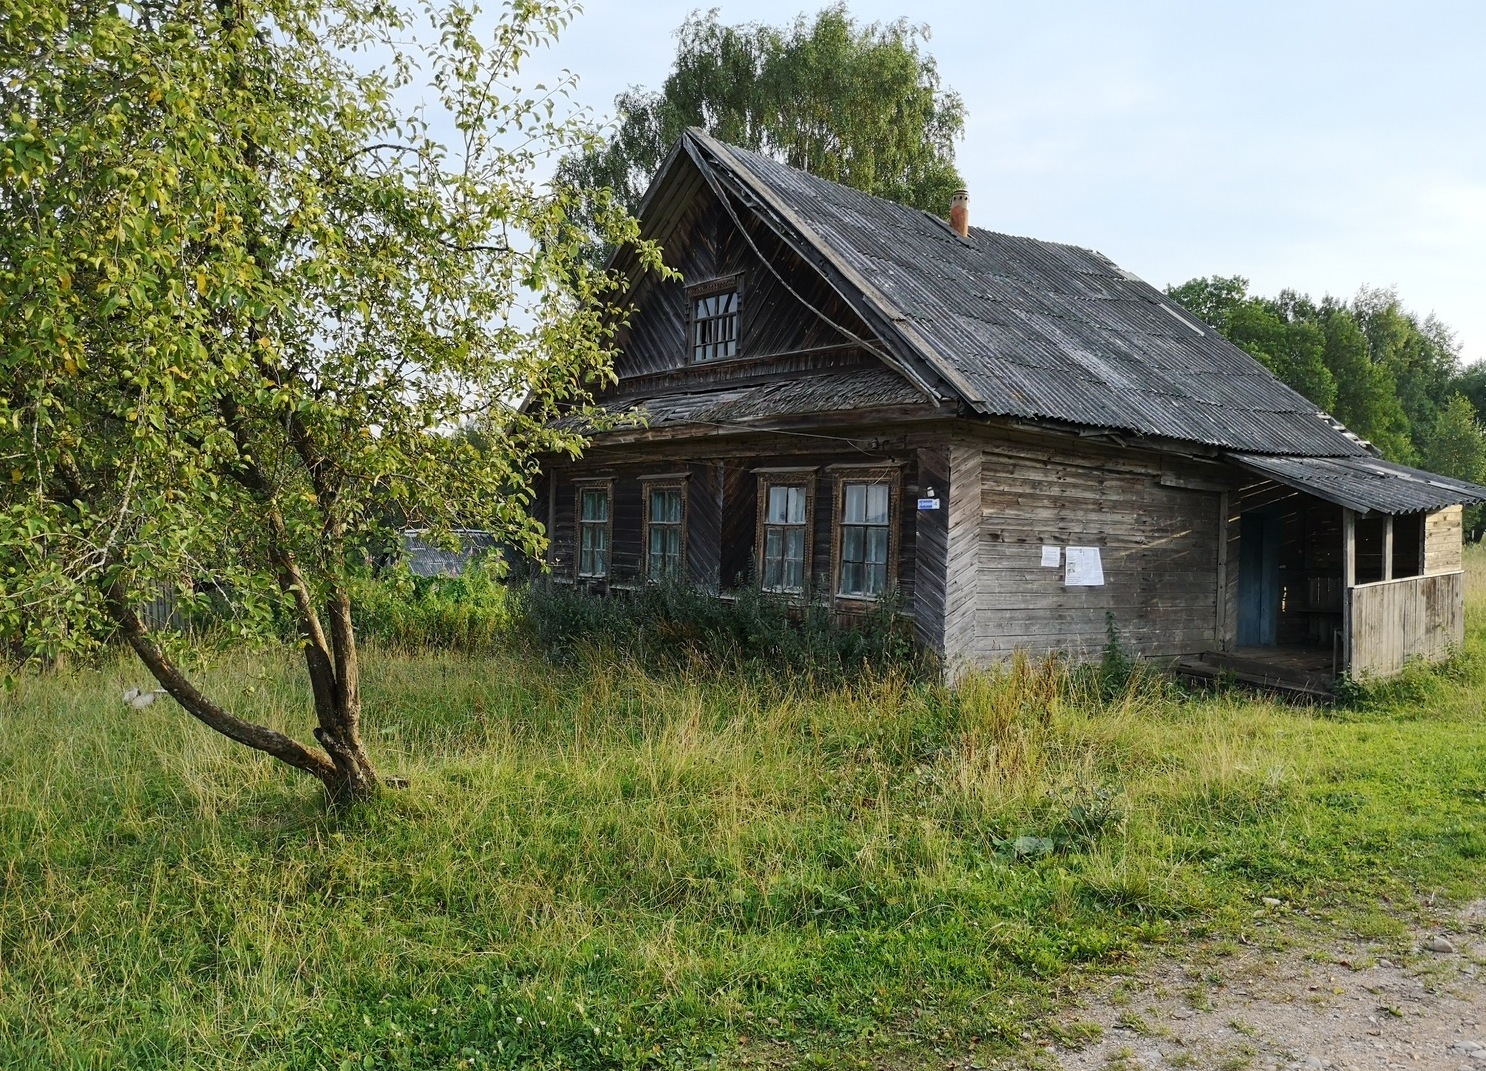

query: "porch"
(1178, 644), (1338, 698)
(1189, 453), (1474, 694)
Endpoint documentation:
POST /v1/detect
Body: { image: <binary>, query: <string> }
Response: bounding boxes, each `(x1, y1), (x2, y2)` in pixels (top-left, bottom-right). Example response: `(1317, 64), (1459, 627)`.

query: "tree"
(557, 3), (965, 251)
(1452, 363), (1486, 424)
(1, 0), (657, 804)
(1166, 277), (1418, 462)
(1165, 276), (1336, 411)
(1423, 395), (1486, 536)
(1352, 286), (1461, 442)
(1314, 296), (1415, 462)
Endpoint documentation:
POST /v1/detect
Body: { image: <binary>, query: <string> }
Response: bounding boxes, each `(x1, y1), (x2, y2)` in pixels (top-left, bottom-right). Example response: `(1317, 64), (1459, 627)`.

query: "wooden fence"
(1348, 570), (1464, 678)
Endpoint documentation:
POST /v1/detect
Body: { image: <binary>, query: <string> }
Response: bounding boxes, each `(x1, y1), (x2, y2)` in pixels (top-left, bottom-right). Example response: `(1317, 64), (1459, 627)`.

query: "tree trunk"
(104, 574), (378, 807)
(104, 577), (344, 788)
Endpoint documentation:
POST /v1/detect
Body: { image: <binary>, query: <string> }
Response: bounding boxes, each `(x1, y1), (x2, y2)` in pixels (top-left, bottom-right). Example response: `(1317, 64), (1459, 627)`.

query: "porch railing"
(1348, 571), (1464, 678)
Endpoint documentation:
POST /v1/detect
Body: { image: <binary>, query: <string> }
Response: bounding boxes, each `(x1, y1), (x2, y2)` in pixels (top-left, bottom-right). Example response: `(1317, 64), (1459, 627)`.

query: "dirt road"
(1016, 901), (1486, 1071)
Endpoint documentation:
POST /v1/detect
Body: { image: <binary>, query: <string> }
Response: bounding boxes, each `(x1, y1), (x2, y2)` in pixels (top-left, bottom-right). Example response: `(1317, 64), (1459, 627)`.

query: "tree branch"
(103, 574), (338, 783)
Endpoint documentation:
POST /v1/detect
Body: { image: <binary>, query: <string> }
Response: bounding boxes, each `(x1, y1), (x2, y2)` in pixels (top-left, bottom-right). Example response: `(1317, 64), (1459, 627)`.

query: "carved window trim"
(829, 465), (902, 603)
(641, 475), (688, 581)
(687, 275), (743, 363)
(754, 468), (816, 596)
(574, 479), (614, 581)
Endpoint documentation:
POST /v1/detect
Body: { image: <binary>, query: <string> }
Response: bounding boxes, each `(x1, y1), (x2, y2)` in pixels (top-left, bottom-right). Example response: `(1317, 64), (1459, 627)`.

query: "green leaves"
(557, 3), (966, 257)
(0, 0), (648, 664)
(1167, 276), (1476, 469)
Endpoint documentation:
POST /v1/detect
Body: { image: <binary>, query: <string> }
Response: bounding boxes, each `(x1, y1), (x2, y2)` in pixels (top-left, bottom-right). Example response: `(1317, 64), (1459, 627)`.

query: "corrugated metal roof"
(689, 131), (1371, 459)
(1229, 453), (1486, 515)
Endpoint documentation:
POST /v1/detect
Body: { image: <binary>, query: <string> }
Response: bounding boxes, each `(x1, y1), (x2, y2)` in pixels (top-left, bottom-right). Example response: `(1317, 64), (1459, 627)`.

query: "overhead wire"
(684, 138), (945, 407)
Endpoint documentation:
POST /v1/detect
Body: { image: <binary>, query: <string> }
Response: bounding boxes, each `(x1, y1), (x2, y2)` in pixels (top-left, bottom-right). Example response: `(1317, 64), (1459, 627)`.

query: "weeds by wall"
(513, 577), (923, 681)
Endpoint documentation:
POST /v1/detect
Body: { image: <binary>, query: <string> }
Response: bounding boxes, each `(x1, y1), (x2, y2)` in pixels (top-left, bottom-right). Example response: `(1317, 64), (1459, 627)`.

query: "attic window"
(689, 278), (740, 362)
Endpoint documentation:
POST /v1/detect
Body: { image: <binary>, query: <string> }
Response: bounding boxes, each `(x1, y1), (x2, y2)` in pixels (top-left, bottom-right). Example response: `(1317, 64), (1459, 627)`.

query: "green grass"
(4, 555), (1486, 1069)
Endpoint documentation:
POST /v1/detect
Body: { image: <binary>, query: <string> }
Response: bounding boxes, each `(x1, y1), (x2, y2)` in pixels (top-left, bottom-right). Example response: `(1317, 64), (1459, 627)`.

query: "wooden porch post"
(1342, 508), (1356, 674)
(1382, 515), (1394, 582)
(1215, 491), (1229, 650)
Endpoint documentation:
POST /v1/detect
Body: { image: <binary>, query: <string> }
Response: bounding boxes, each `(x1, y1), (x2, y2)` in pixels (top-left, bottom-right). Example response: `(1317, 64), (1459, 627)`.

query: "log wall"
(947, 429), (1225, 669)
(542, 423), (951, 637)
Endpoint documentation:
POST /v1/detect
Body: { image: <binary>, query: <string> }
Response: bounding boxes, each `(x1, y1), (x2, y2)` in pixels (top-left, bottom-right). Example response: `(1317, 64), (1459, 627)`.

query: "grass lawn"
(4, 554), (1486, 1069)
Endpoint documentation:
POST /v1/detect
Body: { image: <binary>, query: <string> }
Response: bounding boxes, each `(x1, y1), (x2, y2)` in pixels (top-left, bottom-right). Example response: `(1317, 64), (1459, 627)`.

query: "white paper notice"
(1064, 546), (1105, 587)
(1040, 545), (1061, 568)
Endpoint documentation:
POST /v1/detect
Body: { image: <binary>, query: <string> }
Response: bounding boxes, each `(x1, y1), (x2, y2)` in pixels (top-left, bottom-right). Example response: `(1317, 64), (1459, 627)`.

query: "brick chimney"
(949, 189), (970, 237)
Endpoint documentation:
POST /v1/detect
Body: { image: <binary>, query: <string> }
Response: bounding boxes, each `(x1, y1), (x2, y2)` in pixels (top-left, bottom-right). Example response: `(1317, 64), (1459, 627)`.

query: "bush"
(513, 575), (925, 681)
(350, 564), (513, 651)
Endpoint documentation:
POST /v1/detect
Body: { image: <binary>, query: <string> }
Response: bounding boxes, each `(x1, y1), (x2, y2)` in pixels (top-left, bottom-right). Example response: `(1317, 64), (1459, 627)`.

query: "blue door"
(1237, 512), (1281, 646)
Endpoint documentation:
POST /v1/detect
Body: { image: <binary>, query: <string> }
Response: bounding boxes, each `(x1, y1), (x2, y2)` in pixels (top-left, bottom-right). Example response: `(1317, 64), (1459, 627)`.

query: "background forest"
(1165, 277), (1486, 532)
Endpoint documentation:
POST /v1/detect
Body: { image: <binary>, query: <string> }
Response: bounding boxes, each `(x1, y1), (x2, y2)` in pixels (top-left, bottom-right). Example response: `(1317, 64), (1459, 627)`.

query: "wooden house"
(537, 130), (1486, 691)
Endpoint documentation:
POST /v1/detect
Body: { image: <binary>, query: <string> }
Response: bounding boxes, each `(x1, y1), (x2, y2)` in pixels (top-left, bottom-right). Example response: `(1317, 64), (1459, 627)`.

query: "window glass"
(646, 486), (684, 577)
(578, 487), (610, 577)
(761, 482), (809, 593)
(580, 489), (608, 522)
(838, 480), (890, 597)
(692, 288), (739, 362)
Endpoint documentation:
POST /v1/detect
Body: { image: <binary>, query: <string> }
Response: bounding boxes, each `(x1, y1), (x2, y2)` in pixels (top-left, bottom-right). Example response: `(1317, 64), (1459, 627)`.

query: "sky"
(512, 0), (1486, 365)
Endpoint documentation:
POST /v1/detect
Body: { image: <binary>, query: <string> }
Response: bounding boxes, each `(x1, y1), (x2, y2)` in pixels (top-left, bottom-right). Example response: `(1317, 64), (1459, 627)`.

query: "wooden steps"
(1176, 646), (1337, 700)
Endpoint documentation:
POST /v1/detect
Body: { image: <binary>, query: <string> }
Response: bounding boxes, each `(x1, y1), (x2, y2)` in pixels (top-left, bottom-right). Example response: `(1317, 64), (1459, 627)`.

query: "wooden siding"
(541, 421), (948, 628)
(686, 462), (724, 590)
(718, 462), (757, 588)
(1425, 505), (1464, 574)
(612, 185), (879, 383)
(942, 442), (982, 673)
(911, 446), (949, 652)
(951, 430), (1224, 667)
(1349, 571), (1464, 677)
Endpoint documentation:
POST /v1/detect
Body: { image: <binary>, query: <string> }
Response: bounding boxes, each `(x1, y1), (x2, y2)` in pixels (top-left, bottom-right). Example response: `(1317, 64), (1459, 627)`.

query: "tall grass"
(4, 554), (1486, 1068)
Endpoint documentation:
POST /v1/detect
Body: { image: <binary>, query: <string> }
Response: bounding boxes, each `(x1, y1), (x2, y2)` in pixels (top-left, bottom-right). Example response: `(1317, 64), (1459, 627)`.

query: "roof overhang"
(1228, 453), (1486, 516)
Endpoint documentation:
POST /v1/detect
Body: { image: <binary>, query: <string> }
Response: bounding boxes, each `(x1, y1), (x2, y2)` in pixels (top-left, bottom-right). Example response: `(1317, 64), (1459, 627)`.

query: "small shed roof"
(1229, 453), (1486, 515)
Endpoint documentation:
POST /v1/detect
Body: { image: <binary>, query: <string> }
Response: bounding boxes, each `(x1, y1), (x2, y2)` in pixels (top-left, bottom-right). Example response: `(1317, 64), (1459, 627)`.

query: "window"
(691, 284), (739, 362)
(838, 483), (891, 597)
(832, 468), (899, 600)
(576, 484), (611, 578)
(644, 481), (686, 579)
(758, 477), (813, 594)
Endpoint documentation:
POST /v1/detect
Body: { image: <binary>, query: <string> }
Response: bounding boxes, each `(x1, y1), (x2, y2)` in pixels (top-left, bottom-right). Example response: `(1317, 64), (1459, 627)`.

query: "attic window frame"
(687, 275), (743, 363)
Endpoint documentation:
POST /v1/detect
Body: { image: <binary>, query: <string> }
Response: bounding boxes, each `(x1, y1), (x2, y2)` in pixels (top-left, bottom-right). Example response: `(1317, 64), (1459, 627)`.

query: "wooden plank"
(942, 439), (983, 676)
(911, 445), (950, 654)
(1215, 490), (1230, 648)
(1349, 571), (1464, 677)
(1343, 508), (1356, 672)
(1425, 505), (1464, 574)
(964, 438), (1222, 668)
